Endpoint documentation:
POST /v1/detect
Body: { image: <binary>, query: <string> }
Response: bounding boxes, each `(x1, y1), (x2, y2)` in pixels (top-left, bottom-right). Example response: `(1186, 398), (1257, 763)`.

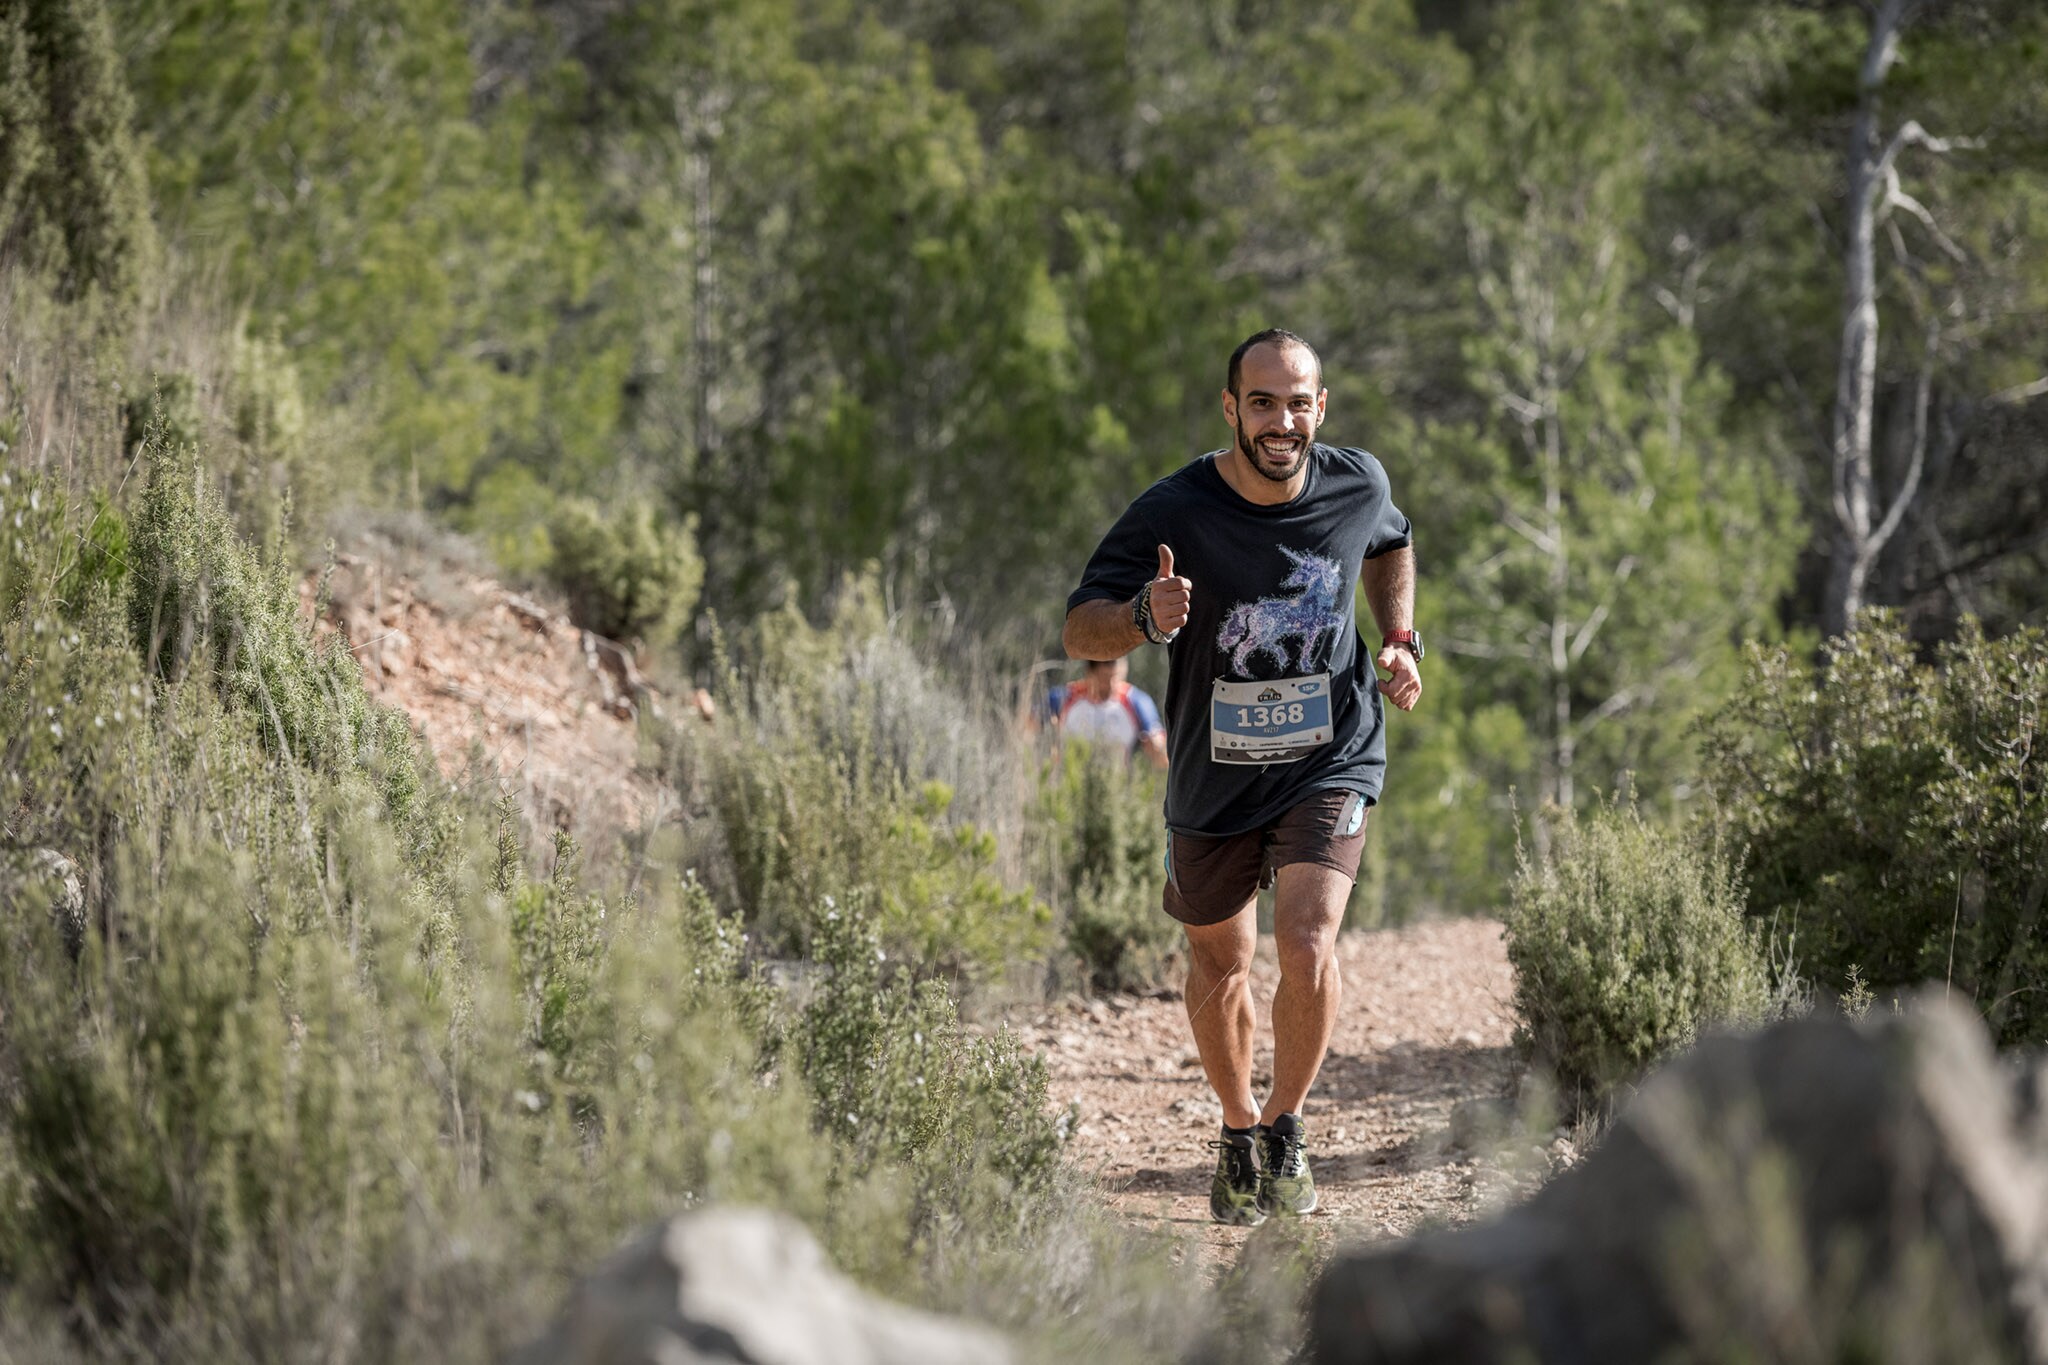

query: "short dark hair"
(1227, 328), (1322, 397)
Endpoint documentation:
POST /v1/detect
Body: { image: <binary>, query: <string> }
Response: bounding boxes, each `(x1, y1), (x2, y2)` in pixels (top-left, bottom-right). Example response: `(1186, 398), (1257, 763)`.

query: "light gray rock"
(508, 1207), (1014, 1365)
(1312, 997), (2048, 1364)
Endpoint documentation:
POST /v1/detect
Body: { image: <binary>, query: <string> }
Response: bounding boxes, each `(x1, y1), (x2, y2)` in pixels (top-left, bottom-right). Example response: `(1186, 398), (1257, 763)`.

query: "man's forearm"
(1064, 597), (1145, 661)
(1361, 545), (1415, 636)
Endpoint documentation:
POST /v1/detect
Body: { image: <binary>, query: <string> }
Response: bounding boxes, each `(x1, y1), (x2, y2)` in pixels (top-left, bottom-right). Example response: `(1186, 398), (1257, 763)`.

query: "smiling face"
(1222, 341), (1326, 486)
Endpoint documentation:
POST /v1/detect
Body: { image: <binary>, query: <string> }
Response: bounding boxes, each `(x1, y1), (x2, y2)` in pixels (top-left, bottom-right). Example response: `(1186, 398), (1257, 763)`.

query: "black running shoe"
(1256, 1113), (1317, 1216)
(1208, 1128), (1266, 1226)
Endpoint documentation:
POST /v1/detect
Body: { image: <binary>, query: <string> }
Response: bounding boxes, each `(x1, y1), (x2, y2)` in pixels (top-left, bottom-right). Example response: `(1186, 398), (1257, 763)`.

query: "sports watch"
(1133, 587), (1179, 645)
(1383, 629), (1424, 661)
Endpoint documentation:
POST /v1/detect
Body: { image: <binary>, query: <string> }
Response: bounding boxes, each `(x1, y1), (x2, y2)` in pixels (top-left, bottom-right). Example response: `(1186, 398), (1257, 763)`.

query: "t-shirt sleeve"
(1130, 687), (1163, 737)
(1066, 499), (1159, 615)
(1363, 457), (1413, 560)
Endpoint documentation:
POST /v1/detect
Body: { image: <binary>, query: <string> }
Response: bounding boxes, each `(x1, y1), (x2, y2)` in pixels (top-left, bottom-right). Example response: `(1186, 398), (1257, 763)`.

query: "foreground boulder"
(508, 1207), (1014, 1365)
(1313, 997), (2048, 1364)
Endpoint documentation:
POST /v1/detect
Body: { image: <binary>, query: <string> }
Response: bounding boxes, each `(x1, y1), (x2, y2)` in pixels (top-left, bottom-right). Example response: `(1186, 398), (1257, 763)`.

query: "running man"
(1040, 657), (1170, 770)
(1062, 328), (1421, 1224)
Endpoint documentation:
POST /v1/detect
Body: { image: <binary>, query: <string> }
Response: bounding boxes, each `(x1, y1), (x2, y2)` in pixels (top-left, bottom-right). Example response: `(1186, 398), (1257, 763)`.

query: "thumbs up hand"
(1148, 545), (1192, 636)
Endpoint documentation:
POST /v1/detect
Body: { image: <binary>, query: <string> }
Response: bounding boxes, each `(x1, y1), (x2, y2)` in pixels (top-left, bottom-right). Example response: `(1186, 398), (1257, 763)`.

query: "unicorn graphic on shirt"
(1216, 547), (1347, 678)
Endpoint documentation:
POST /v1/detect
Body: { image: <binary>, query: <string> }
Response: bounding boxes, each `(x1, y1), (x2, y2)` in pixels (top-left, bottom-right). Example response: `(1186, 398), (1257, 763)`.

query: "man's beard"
(1237, 421), (1309, 483)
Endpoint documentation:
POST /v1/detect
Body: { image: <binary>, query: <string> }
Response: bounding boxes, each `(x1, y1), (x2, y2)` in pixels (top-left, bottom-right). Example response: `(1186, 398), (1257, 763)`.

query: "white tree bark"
(1823, 0), (1975, 639)
(1462, 214), (1642, 818)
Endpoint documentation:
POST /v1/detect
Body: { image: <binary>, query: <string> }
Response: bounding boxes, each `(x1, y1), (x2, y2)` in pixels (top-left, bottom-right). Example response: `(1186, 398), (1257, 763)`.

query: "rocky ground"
(304, 548), (680, 841)
(1014, 918), (1569, 1265)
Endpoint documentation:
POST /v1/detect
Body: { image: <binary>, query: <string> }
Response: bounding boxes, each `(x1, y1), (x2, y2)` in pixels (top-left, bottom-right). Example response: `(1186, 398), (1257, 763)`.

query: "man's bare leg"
(1182, 903), (1260, 1130)
(1260, 862), (1350, 1124)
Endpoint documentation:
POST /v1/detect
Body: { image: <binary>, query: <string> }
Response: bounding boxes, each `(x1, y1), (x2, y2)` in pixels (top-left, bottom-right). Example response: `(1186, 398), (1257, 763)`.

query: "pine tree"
(0, 7), (44, 250)
(1420, 2), (1795, 820)
(0, 0), (155, 306)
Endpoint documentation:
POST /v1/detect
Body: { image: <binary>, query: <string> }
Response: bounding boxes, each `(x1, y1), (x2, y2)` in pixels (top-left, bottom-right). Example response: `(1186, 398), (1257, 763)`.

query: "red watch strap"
(1383, 630), (1417, 645)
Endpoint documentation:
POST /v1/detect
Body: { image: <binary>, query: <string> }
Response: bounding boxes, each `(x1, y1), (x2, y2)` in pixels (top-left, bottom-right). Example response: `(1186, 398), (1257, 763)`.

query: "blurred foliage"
(1365, 644), (1533, 919)
(0, 0), (154, 311)
(544, 495), (703, 650)
(674, 573), (1053, 984)
(1700, 612), (2048, 1046)
(1031, 747), (1180, 993)
(796, 892), (1065, 1267)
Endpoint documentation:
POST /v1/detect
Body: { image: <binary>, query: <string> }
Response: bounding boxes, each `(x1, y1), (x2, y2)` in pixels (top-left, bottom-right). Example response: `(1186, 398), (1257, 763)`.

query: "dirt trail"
(1014, 918), (1554, 1262)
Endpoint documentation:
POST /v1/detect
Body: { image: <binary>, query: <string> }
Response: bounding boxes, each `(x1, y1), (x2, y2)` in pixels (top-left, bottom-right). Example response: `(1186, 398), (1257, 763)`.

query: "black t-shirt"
(1067, 444), (1412, 836)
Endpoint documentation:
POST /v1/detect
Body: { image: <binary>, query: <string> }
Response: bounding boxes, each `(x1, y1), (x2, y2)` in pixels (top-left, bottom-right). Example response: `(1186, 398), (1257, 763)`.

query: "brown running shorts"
(1161, 788), (1371, 927)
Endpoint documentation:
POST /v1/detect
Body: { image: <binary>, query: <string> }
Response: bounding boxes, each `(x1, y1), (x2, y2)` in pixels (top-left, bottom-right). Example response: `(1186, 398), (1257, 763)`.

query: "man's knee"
(1184, 926), (1254, 981)
(1270, 863), (1347, 980)
(1272, 920), (1338, 981)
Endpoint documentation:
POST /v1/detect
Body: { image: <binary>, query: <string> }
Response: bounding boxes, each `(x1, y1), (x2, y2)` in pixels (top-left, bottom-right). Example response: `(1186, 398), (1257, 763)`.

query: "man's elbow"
(1061, 611), (1087, 660)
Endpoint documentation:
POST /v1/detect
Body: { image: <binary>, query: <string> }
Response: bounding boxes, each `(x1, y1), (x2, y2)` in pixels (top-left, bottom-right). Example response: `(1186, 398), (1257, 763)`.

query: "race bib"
(1209, 673), (1333, 764)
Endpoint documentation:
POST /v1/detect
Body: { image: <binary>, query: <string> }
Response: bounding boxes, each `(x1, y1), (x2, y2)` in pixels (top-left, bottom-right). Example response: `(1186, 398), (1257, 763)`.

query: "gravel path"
(1014, 918), (1555, 1264)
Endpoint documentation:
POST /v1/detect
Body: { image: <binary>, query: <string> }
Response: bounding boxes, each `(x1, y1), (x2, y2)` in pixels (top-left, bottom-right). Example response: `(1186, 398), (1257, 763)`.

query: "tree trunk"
(1545, 383), (1574, 812)
(1823, 0), (1915, 639)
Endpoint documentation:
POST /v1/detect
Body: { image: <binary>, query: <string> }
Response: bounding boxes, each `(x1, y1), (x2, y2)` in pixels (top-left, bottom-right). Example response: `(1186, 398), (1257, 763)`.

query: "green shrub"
(687, 579), (1052, 984)
(124, 435), (425, 833)
(220, 328), (326, 548)
(510, 830), (609, 1078)
(0, 0), (156, 310)
(1504, 802), (1770, 1111)
(1031, 749), (1179, 993)
(2, 470), (156, 867)
(121, 373), (201, 459)
(1699, 613), (2048, 1045)
(706, 731), (1051, 984)
(544, 496), (702, 651)
(796, 891), (1065, 1287)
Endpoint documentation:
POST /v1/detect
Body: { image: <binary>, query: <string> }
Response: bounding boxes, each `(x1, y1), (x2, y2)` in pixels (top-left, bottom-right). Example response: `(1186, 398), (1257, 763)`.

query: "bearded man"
(1062, 328), (1421, 1223)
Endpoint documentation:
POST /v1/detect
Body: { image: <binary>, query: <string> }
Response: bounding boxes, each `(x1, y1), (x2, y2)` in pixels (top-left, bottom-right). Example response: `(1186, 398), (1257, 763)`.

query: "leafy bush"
(1032, 749), (1180, 993)
(0, 0), (156, 310)
(704, 739), (1051, 984)
(1504, 802), (1770, 1111)
(123, 434), (426, 828)
(796, 891), (1065, 1285)
(119, 333), (329, 552)
(1699, 613), (2048, 1045)
(545, 496), (702, 650)
(685, 579), (1052, 984)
